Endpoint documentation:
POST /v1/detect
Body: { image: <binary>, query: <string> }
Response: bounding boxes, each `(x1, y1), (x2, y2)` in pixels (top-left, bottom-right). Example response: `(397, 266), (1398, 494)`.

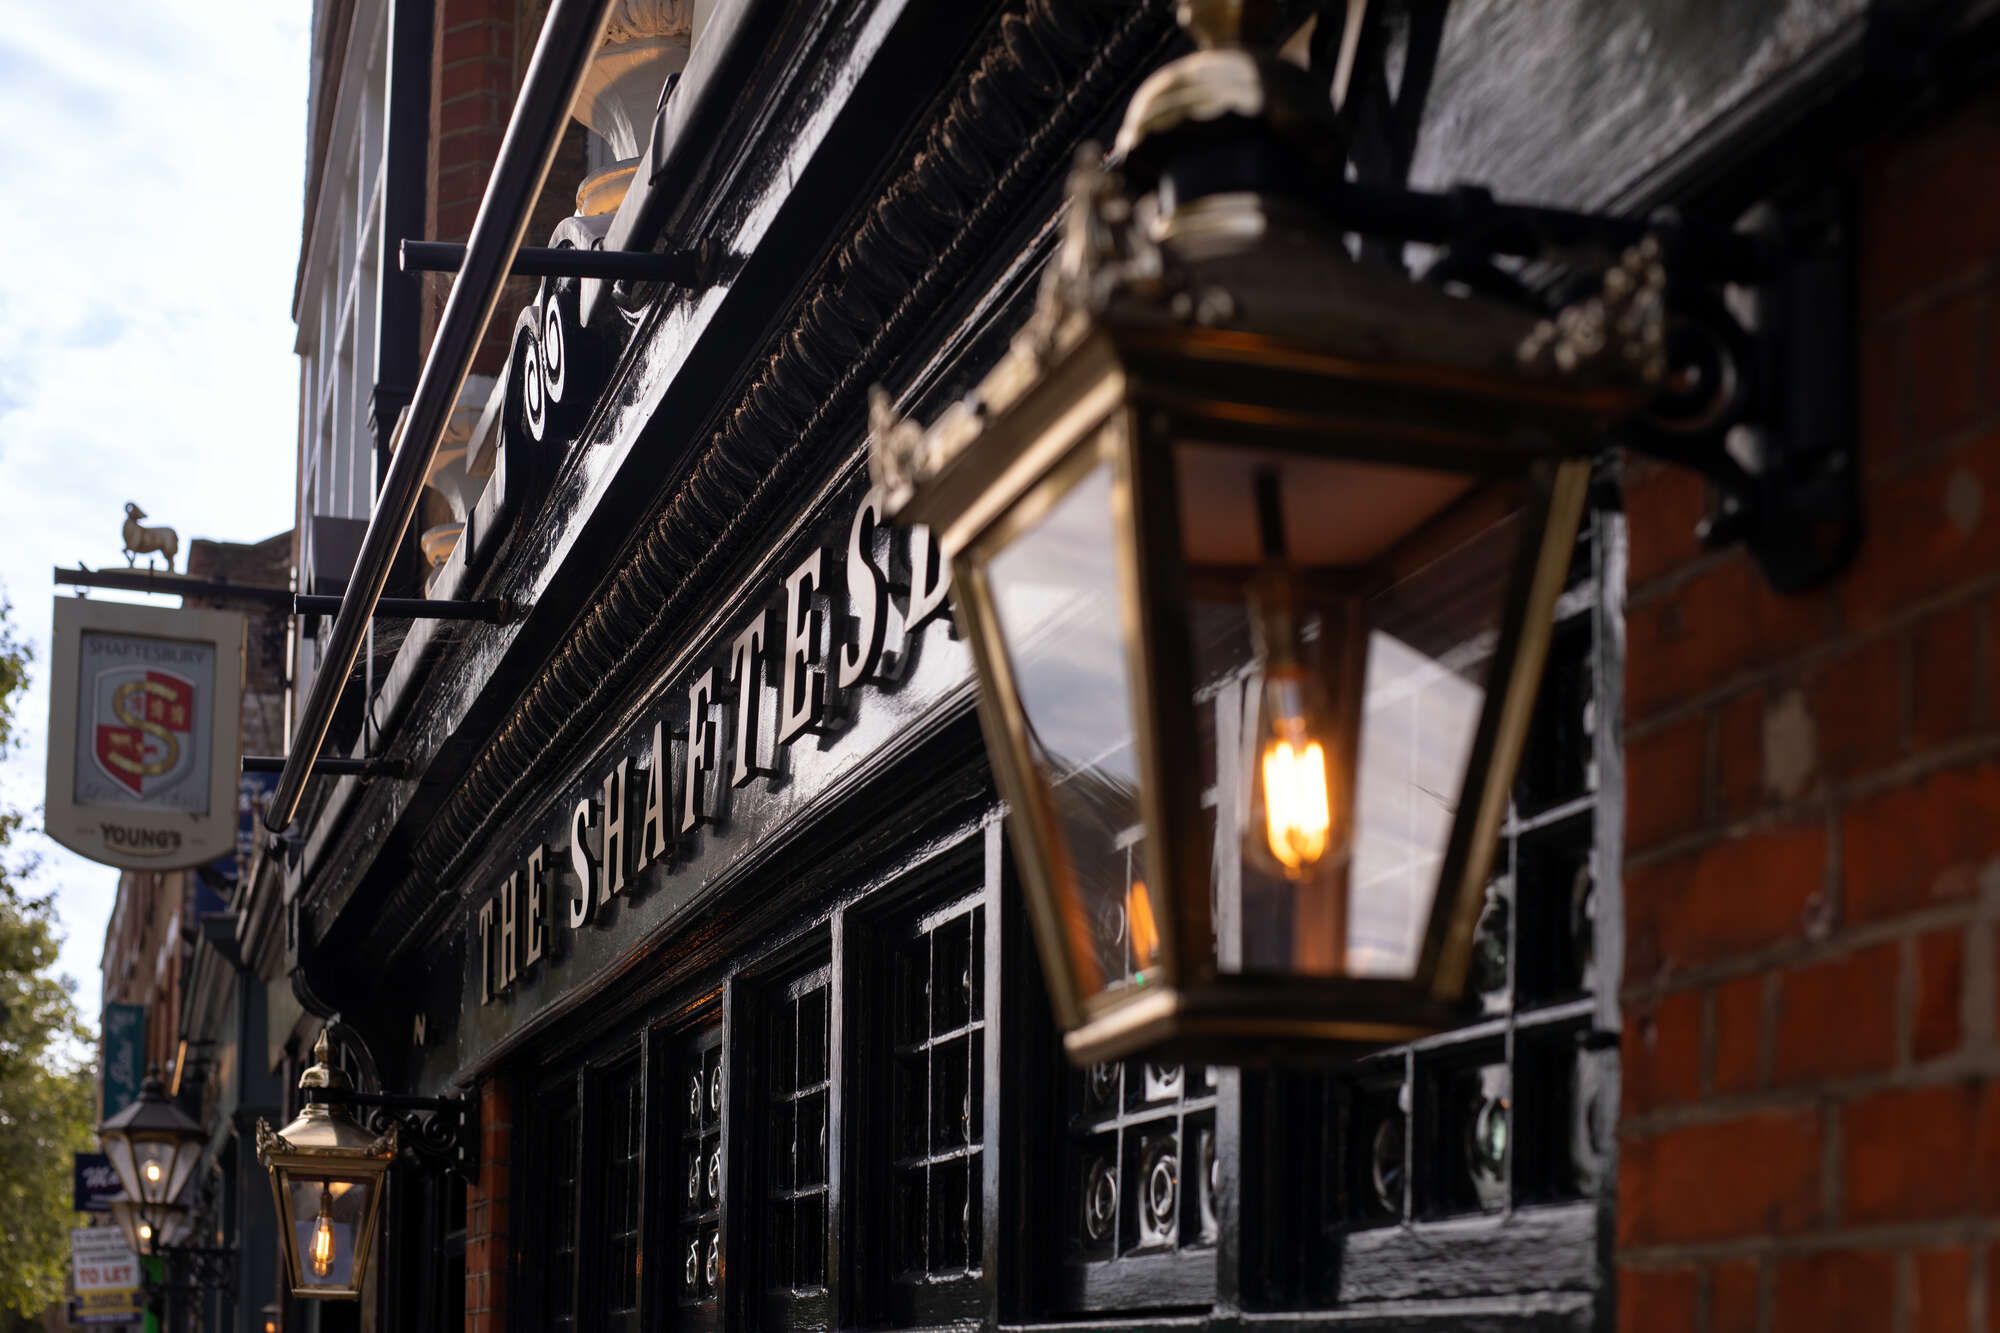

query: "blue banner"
(72, 1153), (120, 1214)
(100, 1003), (145, 1120)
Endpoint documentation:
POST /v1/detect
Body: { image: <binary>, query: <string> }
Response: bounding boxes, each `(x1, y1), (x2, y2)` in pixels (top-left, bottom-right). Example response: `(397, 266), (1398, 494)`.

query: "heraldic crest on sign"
(90, 659), (199, 799)
(75, 632), (214, 812)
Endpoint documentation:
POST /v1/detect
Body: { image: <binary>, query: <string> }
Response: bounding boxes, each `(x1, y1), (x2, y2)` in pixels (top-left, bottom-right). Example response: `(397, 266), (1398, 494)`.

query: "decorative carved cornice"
(370, 0), (1177, 949)
(602, 0), (693, 46)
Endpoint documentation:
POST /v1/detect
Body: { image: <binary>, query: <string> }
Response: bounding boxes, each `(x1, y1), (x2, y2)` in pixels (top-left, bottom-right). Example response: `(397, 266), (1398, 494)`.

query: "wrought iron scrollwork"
(1299, 0), (1857, 591)
(303, 1086), (478, 1184)
(156, 1244), (238, 1299)
(361, 1102), (464, 1173)
(506, 215), (638, 452)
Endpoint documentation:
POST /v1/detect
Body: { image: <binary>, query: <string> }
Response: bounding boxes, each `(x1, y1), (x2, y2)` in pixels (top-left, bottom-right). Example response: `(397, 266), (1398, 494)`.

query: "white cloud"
(0, 2), (308, 1030)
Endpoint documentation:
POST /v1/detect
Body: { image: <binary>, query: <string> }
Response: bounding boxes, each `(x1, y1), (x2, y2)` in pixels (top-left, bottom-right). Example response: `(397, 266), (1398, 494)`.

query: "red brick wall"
(1619, 88), (2000, 1332)
(466, 1075), (512, 1333)
(427, 0), (517, 374)
(424, 0), (586, 376)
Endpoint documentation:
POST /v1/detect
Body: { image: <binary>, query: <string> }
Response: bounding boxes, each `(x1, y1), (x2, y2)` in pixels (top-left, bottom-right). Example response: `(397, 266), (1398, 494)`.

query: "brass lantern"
(255, 1032), (397, 1300)
(871, 1), (1659, 1064)
(108, 1190), (192, 1256)
(99, 1075), (206, 1223)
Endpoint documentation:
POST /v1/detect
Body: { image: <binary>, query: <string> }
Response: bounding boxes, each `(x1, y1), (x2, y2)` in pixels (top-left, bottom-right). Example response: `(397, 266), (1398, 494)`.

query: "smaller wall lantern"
(255, 1032), (397, 1300)
(99, 1075), (206, 1225)
(108, 1191), (191, 1256)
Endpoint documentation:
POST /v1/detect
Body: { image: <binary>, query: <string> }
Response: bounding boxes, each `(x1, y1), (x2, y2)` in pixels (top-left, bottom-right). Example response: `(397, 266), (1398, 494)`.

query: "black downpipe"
(370, 0), (433, 468)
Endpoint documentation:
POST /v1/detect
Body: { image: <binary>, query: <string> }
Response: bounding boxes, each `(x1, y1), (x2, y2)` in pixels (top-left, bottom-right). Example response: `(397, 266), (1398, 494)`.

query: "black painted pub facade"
(282, 1), (1899, 1327)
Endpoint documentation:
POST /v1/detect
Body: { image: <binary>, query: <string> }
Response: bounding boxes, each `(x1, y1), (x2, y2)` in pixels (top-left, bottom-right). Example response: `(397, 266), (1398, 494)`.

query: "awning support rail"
(245, 756), (407, 779)
(400, 239), (702, 285)
(292, 594), (513, 623)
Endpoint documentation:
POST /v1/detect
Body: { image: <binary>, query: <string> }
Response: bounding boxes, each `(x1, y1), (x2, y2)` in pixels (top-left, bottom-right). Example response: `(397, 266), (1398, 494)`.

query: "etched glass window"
(673, 1025), (725, 1327)
(1058, 1055), (1221, 1310)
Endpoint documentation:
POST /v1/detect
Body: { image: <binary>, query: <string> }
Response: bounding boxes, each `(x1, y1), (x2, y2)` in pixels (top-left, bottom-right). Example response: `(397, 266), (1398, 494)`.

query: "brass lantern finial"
(1178, 0), (1288, 48)
(1116, 0), (1340, 198)
(298, 1028), (351, 1095)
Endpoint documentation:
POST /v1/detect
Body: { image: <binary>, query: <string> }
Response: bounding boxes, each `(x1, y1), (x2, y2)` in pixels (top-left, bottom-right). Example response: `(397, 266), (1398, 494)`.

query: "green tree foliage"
(0, 598), (96, 1318)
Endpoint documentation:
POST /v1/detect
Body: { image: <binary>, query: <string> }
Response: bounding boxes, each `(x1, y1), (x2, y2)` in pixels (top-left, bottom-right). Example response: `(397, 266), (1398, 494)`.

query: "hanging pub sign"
(45, 597), (245, 870)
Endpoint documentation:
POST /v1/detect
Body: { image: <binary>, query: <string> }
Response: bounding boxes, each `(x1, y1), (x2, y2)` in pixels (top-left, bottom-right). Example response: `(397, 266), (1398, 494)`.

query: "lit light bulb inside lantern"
(1257, 667), (1335, 875)
(1127, 880), (1161, 973)
(309, 1185), (336, 1278)
(1240, 468), (1361, 948)
(142, 1160), (162, 1184)
(137, 1222), (154, 1244)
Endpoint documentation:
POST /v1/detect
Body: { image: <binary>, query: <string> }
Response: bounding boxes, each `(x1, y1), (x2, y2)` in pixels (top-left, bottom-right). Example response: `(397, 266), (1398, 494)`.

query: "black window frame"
(738, 935), (841, 1330)
(520, 1077), (584, 1333)
(587, 1051), (647, 1331)
(1248, 491), (1626, 1324)
(841, 829), (997, 1328)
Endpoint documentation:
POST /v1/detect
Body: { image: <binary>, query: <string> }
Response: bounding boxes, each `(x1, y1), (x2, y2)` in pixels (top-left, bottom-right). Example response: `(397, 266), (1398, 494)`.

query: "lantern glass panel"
(285, 1175), (374, 1292)
(102, 1138), (139, 1203)
(1170, 441), (1531, 982)
(155, 1206), (194, 1248)
(979, 458), (1153, 1005)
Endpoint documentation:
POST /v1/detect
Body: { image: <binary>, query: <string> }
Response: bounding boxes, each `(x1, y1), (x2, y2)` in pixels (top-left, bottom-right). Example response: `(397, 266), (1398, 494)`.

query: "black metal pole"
(371, 0), (434, 464)
(267, 0), (615, 833)
(1329, 181), (1773, 282)
(244, 756), (404, 777)
(400, 239), (701, 284)
(292, 594), (511, 622)
(53, 566), (295, 609)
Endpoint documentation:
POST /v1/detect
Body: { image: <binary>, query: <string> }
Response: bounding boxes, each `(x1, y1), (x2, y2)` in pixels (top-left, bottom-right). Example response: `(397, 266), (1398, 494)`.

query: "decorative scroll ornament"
(254, 1117), (291, 1161)
(359, 1105), (453, 1171)
(507, 216), (626, 453)
(1516, 238), (1670, 383)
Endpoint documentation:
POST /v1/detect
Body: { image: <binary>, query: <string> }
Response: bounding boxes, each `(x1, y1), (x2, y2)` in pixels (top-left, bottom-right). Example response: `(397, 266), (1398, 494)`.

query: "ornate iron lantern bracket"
(1292, 0), (1857, 592)
(153, 1243), (239, 1301)
(1311, 177), (1859, 593)
(300, 1084), (479, 1185)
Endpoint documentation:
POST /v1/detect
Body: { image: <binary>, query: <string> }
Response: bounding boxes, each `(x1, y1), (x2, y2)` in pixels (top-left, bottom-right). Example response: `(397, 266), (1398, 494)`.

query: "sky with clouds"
(0, 4), (308, 1029)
